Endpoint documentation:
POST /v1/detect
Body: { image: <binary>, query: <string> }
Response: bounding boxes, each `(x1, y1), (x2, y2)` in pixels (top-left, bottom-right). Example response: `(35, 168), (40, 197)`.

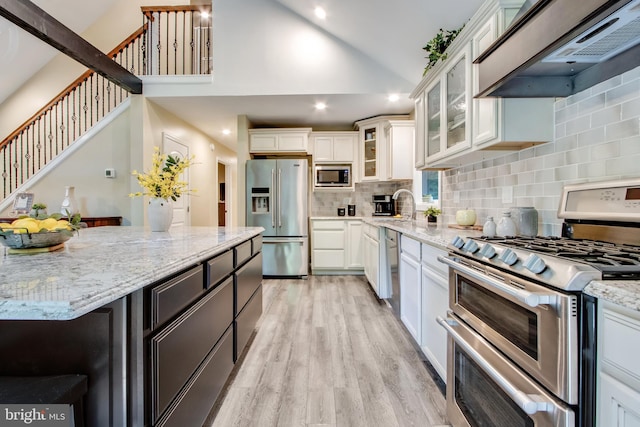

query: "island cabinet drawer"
(150, 276), (233, 422)
(235, 240), (252, 267)
(150, 265), (204, 330)
(235, 284), (263, 361)
(155, 327), (233, 427)
(252, 235), (262, 255)
(206, 250), (234, 289)
(235, 253), (262, 316)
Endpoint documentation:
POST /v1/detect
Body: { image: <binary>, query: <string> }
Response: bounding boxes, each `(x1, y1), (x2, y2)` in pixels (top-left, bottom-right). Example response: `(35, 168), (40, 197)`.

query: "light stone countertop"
(584, 281), (640, 312)
(0, 226), (264, 321)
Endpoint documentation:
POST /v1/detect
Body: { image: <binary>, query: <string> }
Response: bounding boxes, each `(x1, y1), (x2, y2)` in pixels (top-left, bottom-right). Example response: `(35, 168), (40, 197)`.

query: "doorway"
(162, 133), (190, 227)
(218, 161), (227, 226)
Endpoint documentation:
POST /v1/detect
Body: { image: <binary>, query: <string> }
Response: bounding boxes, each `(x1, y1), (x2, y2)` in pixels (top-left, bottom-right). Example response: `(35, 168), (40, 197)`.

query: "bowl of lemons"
(0, 214), (80, 250)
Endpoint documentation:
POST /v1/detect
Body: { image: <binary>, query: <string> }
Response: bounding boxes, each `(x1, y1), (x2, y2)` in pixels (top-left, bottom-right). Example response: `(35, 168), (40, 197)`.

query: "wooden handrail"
(0, 25), (146, 150)
(141, 5), (211, 14)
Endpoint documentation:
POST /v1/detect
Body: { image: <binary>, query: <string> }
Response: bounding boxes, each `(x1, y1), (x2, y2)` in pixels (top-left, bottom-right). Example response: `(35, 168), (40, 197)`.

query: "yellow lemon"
(11, 218), (39, 233)
(39, 217), (59, 231)
(55, 219), (72, 231)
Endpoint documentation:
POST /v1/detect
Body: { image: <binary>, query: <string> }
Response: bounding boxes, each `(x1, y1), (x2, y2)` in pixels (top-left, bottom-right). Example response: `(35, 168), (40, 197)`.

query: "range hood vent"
(475, 0), (640, 98)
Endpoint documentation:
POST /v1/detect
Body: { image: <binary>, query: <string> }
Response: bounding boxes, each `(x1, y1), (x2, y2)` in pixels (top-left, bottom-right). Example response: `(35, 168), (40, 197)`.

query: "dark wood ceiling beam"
(0, 0), (142, 94)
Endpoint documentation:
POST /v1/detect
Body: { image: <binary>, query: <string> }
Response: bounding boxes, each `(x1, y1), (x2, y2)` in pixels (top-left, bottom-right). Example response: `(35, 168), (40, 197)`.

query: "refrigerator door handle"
(277, 168), (282, 227)
(263, 238), (305, 244)
(271, 169), (276, 228)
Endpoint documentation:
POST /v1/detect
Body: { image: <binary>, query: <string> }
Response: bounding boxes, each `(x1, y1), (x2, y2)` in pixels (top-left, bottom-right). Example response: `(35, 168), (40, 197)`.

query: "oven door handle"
(437, 315), (554, 416)
(438, 255), (555, 308)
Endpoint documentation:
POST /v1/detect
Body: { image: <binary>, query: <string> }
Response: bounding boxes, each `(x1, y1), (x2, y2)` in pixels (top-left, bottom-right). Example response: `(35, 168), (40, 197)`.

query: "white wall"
(441, 66), (640, 236)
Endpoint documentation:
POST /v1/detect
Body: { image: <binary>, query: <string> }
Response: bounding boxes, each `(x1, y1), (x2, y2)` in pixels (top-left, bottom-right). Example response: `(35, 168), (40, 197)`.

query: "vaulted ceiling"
(1, 0), (485, 149)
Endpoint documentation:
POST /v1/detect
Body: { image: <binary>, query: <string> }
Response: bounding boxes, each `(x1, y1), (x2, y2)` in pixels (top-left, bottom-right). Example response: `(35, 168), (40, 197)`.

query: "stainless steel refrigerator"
(246, 159), (308, 277)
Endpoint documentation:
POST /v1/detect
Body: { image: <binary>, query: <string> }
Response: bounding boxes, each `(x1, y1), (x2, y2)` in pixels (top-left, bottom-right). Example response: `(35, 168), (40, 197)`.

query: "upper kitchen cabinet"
(355, 115), (413, 182)
(310, 132), (358, 163)
(249, 128), (312, 154)
(411, 0), (554, 169)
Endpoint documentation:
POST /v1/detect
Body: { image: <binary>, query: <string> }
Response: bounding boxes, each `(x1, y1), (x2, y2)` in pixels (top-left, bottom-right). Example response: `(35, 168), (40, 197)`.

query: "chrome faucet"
(392, 189), (416, 220)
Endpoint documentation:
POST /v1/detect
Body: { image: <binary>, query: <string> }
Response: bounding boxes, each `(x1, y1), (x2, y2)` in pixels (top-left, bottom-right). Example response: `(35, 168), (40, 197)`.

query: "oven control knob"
(479, 244), (496, 259)
(451, 236), (465, 249)
(499, 248), (518, 266)
(462, 239), (479, 254)
(524, 254), (547, 274)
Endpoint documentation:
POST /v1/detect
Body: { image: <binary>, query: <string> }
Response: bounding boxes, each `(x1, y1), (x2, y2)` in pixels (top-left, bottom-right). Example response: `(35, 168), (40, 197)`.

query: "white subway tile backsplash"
(622, 67), (640, 83)
(565, 146), (590, 164)
(591, 141), (620, 159)
(578, 93), (606, 116)
(606, 155), (640, 177)
(606, 118), (640, 141)
(544, 152), (566, 169)
(622, 98), (640, 120)
(565, 116), (591, 136)
(590, 75), (622, 95)
(554, 164), (578, 181)
(620, 136), (640, 155)
(606, 79), (640, 107)
(578, 161), (606, 179)
(577, 127), (605, 146)
(591, 105), (622, 128)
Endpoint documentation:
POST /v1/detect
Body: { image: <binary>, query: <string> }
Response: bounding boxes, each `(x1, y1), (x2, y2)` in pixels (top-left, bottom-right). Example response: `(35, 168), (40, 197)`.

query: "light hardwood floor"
(207, 275), (448, 427)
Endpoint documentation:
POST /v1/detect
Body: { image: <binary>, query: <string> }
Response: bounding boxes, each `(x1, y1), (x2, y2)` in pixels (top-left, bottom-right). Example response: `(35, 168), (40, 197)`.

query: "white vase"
(148, 198), (174, 232)
(60, 186), (78, 216)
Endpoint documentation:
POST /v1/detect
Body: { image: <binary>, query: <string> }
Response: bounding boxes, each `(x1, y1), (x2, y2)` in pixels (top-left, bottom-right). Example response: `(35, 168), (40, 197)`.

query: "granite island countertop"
(0, 226), (263, 321)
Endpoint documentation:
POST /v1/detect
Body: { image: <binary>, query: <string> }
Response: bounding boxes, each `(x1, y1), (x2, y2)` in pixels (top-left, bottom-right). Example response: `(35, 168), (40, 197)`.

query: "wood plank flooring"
(207, 275), (448, 427)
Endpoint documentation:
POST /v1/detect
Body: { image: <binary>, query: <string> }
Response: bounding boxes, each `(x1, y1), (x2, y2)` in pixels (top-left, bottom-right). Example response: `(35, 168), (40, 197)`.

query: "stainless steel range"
(437, 178), (640, 427)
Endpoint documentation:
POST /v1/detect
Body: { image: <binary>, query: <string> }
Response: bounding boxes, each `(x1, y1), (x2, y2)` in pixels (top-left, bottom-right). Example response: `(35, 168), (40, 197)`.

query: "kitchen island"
(0, 225), (264, 427)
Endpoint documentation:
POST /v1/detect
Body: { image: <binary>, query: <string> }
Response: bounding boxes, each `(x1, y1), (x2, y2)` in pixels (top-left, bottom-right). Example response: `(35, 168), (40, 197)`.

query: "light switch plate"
(502, 186), (513, 204)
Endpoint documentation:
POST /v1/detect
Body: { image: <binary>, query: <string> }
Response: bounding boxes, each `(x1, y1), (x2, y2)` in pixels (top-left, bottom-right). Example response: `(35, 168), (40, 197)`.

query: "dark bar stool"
(0, 375), (87, 427)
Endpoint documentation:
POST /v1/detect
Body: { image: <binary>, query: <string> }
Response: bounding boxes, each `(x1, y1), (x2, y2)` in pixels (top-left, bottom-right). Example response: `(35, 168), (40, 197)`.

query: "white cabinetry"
(363, 223), (382, 294)
(597, 301), (640, 427)
(410, 0), (553, 169)
(311, 132), (357, 163)
(384, 121), (415, 181)
(414, 93), (426, 169)
(355, 116), (413, 182)
(249, 128), (312, 153)
(420, 243), (448, 382)
(399, 235), (421, 343)
(310, 219), (363, 274)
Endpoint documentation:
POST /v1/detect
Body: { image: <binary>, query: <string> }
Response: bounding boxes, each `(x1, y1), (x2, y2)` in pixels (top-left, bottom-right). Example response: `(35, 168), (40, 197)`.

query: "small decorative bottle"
(483, 216), (497, 238)
(60, 186), (78, 216)
(496, 212), (517, 237)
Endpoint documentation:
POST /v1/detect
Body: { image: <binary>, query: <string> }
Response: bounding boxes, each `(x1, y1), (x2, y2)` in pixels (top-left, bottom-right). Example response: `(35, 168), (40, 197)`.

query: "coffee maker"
(372, 194), (396, 216)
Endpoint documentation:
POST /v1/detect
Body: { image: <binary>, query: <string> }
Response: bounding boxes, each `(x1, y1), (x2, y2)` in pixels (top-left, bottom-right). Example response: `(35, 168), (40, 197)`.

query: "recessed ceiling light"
(315, 102), (327, 110)
(222, 129), (231, 135)
(388, 94), (400, 102)
(314, 7), (326, 20)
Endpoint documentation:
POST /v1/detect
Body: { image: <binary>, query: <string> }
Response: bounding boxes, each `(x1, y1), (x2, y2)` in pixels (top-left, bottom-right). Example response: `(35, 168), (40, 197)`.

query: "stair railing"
(1, 4), (212, 200)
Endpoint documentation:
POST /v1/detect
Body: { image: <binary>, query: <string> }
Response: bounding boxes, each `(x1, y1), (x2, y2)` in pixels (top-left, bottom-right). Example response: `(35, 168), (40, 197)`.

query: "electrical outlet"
(105, 168), (116, 178)
(502, 186), (513, 204)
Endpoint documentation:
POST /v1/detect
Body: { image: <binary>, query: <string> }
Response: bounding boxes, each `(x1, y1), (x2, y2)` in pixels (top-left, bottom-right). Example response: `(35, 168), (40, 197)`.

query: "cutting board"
(7, 243), (65, 254)
(447, 224), (483, 231)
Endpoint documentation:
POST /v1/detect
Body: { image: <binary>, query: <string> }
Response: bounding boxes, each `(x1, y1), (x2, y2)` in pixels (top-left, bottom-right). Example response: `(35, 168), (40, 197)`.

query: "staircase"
(0, 5), (211, 205)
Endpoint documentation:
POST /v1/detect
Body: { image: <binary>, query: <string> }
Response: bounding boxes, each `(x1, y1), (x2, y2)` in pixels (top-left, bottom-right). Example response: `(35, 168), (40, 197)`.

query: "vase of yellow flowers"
(130, 146), (195, 231)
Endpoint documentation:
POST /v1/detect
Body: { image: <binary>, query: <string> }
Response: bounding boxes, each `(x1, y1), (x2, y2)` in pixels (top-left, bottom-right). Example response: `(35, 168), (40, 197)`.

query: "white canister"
(512, 207), (539, 237)
(496, 212), (517, 237)
(483, 216), (496, 238)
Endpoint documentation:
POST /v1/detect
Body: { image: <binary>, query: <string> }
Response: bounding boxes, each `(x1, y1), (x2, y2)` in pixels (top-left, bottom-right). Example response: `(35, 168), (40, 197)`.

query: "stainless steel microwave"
(314, 164), (352, 187)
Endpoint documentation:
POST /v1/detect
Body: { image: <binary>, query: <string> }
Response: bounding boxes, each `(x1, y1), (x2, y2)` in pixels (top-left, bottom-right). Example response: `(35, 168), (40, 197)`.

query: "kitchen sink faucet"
(392, 189), (416, 220)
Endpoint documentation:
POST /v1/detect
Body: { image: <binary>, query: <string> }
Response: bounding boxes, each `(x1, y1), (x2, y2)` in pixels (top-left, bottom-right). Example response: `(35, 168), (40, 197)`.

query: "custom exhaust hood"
(475, 0), (640, 97)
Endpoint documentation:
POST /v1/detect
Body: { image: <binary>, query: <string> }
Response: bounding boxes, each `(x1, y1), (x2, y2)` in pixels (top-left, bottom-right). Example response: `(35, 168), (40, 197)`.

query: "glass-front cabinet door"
(446, 53), (467, 149)
(426, 81), (441, 159)
(362, 125), (378, 180)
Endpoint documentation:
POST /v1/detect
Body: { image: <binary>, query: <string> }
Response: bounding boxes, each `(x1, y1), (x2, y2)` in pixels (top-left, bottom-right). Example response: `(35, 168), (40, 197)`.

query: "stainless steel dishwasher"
(383, 227), (401, 316)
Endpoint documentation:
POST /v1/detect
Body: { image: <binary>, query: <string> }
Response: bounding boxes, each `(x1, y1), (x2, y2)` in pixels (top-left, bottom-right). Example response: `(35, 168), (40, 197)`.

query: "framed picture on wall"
(13, 192), (34, 215)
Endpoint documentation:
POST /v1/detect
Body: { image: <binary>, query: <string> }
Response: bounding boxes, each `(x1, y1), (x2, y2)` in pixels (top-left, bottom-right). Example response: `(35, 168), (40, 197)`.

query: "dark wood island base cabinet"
(0, 233), (263, 427)
(146, 235), (263, 427)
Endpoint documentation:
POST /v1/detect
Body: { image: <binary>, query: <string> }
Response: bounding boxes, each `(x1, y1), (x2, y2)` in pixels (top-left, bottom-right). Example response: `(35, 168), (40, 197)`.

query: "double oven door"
(437, 254), (579, 427)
